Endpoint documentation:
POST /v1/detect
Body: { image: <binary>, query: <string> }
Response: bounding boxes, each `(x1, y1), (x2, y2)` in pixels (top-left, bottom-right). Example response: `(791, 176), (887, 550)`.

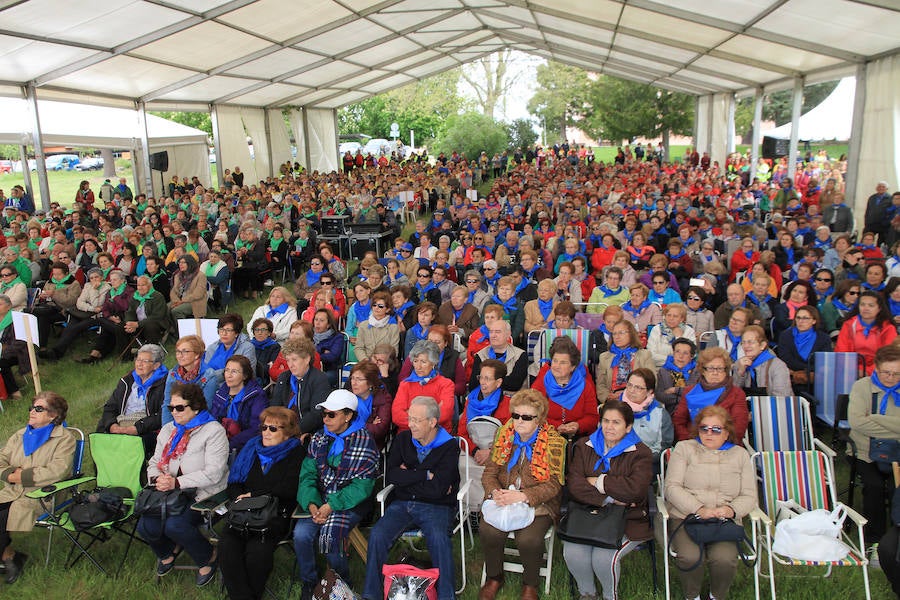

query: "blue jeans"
(137, 510), (213, 567)
(363, 501), (455, 600)
(293, 512), (363, 584)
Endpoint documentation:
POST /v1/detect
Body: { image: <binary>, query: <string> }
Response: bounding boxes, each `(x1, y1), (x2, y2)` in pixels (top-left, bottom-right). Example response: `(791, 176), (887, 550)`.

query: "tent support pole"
(18, 145), (34, 203)
(726, 93), (736, 154)
(302, 108), (311, 171)
(333, 109), (340, 170)
(705, 95), (713, 156)
(750, 88), (763, 172)
(264, 109), (274, 179)
(787, 76), (804, 181)
(845, 63), (867, 222)
(210, 104), (224, 188)
(136, 102), (154, 197)
(692, 97), (700, 147)
(25, 84), (50, 211)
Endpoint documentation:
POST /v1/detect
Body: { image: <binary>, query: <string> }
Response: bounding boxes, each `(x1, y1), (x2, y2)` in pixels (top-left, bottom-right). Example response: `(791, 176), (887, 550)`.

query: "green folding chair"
(26, 433), (145, 576)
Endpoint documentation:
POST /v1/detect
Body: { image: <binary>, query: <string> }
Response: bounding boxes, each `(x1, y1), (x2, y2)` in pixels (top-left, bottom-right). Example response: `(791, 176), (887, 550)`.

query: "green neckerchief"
(101, 266), (112, 279)
(133, 288), (155, 304)
(185, 242), (198, 254)
(28, 239), (39, 252)
(0, 276), (22, 292)
(295, 237), (308, 249)
(50, 276), (69, 289)
(148, 270), (164, 282)
(204, 261), (222, 278)
(0, 311), (11, 332)
(269, 237), (284, 251)
(137, 202), (148, 212)
(108, 282), (126, 298)
(235, 239), (251, 250)
(180, 201), (191, 211)
(156, 240), (166, 254)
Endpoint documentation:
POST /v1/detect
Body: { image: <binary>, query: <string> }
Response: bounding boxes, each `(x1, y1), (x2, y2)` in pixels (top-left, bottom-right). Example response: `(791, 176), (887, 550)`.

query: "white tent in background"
(0, 97), (211, 197)
(763, 78), (855, 141)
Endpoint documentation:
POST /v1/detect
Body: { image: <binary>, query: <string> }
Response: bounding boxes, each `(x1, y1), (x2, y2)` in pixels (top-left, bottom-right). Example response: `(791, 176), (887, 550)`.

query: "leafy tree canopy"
(149, 111), (212, 137)
(527, 61), (591, 142)
(433, 112), (508, 160)
(507, 118), (539, 151)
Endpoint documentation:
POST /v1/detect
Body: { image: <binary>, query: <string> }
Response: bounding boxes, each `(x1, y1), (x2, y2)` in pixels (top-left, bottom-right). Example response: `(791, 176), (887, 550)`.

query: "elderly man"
(864, 180), (891, 240)
(437, 285), (480, 346)
(468, 319), (528, 392)
(713, 283), (761, 329)
(363, 396), (460, 600)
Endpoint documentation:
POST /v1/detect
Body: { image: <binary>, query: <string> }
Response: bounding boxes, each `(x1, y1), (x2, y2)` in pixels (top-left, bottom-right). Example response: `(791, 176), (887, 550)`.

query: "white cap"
(317, 389), (358, 412)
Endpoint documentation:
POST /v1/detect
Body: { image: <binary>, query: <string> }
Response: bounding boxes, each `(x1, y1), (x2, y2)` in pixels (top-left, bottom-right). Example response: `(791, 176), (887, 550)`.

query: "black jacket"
(269, 368), (330, 434)
(226, 443), (306, 535)
(385, 429), (460, 507)
(97, 372), (166, 437)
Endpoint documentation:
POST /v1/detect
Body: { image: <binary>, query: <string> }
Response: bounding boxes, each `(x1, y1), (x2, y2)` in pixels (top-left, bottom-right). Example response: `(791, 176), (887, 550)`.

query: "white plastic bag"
(772, 506), (851, 562)
(481, 499), (535, 532)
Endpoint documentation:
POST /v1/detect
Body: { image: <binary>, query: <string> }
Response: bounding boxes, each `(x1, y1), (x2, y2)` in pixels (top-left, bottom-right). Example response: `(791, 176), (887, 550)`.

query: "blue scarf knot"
(23, 422), (56, 457)
(492, 294), (517, 314)
(537, 298), (554, 321)
(226, 386), (248, 421)
(507, 428), (538, 472)
(694, 437), (735, 451)
(466, 386), (503, 421)
(408, 323), (430, 343)
(305, 269), (323, 288)
(356, 394), (373, 424)
(353, 300), (371, 323)
(405, 368), (438, 385)
(323, 416), (366, 459)
(792, 327), (816, 360)
(599, 285), (622, 298)
(685, 384), (726, 420)
(251, 337), (277, 350)
(229, 435), (301, 482)
(170, 410), (216, 452)
(396, 300), (415, 320)
(723, 326), (741, 360)
(662, 356), (695, 380)
(133, 365), (168, 403)
(266, 302), (289, 319)
(475, 324), (489, 344)
(589, 429), (642, 472)
(622, 299), (651, 317)
(413, 427), (453, 462)
(856, 315), (876, 338)
(871, 371), (900, 415)
(543, 363), (586, 410)
(631, 399), (660, 421)
(609, 344), (637, 369)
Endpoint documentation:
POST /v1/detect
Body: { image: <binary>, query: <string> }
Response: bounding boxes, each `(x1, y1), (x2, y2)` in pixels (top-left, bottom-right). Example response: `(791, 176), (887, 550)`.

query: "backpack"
(66, 487), (130, 531)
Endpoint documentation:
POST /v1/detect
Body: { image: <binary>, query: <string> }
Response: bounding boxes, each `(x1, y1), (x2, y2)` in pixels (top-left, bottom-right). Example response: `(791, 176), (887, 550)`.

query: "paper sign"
(467, 188), (478, 202)
(12, 311), (40, 347)
(177, 318), (219, 347)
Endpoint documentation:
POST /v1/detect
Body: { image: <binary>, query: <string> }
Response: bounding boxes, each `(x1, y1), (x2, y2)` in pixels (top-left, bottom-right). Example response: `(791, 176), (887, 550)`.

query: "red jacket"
(729, 250), (759, 282)
(835, 317), (898, 375)
(531, 363), (599, 435)
(672, 381), (749, 442)
(392, 375), (455, 432)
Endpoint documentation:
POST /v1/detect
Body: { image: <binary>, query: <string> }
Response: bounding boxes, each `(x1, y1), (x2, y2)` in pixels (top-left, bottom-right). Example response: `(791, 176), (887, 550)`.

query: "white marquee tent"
(0, 0), (898, 212)
(763, 77), (855, 141)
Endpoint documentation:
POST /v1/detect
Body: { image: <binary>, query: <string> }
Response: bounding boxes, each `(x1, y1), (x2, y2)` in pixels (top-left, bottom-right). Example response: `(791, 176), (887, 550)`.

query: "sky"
(457, 50), (542, 124)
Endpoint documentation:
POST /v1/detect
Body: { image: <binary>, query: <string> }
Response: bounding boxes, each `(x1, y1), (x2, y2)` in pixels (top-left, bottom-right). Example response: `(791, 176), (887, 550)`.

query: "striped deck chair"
(755, 450), (871, 600)
(339, 362), (356, 388)
(526, 330), (543, 379)
(745, 396), (835, 456)
(537, 328), (592, 367)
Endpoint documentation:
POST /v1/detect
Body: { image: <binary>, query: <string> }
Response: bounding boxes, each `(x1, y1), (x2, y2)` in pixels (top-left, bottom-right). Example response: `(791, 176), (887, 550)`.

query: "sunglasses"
(417, 274), (430, 278)
(511, 412), (537, 422)
(687, 296), (701, 301)
(30, 405), (49, 413)
(699, 425), (724, 434)
(167, 404), (190, 413)
(372, 303), (387, 309)
(846, 291), (859, 296)
(259, 424), (283, 433)
(322, 410), (343, 419)
(815, 277), (832, 282)
(320, 281), (334, 286)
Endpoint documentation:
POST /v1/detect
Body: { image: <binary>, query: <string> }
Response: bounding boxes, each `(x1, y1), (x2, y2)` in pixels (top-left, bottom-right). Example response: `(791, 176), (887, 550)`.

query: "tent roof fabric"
(1, 1), (898, 109)
(762, 77), (856, 141)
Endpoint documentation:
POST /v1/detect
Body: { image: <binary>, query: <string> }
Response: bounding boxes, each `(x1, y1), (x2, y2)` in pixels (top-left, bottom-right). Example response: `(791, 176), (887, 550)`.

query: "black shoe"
(300, 581), (317, 600)
(4, 552), (27, 584)
(196, 562), (217, 587)
(156, 547), (181, 578)
(75, 355), (101, 364)
(37, 348), (58, 361)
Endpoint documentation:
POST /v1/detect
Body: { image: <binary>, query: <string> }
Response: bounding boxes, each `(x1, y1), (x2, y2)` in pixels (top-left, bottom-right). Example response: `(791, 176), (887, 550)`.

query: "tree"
(527, 62), (591, 142)
(763, 81), (839, 126)
(507, 118), (538, 151)
(460, 49), (522, 119)
(583, 76), (693, 159)
(433, 112), (508, 161)
(150, 111), (212, 137)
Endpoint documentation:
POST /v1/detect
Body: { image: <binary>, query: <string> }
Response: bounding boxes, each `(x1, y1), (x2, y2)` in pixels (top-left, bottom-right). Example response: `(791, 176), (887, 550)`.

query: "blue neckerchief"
(685, 384), (726, 420)
(251, 336), (277, 350)
(23, 422), (55, 457)
(559, 252), (581, 264)
(413, 427), (453, 462)
(743, 251), (753, 259)
(784, 247), (794, 264)
(724, 326), (741, 360)
(871, 371), (900, 414)
(589, 429), (642, 472)
(890, 298), (900, 317)
(205, 339), (238, 371)
(663, 356), (695, 380)
(353, 300), (371, 323)
(133, 365), (168, 403)
(396, 300), (415, 320)
(631, 398), (661, 421)
(746, 291), (771, 306)
(856, 315), (876, 337)
(832, 297), (854, 312)
(415, 281), (436, 296)
(813, 238), (832, 250)
(666, 248), (686, 260)
(226, 385), (248, 421)
(323, 415), (366, 459)
(628, 247), (645, 262)
(857, 243), (877, 251)
(492, 294), (517, 314)
(515, 277), (530, 295)
(598, 323), (611, 337)
(622, 230), (634, 242)
(487, 271), (501, 287)
(170, 410), (216, 451)
(543, 363), (586, 410)
(748, 349), (776, 387)
(229, 435), (300, 481)
(265, 302), (289, 319)
(487, 346), (506, 361)
(356, 394), (373, 424)
(452, 307), (464, 322)
(288, 371), (308, 409)
(305, 269), (323, 288)
(589, 234), (604, 248)
(792, 327), (816, 360)
(507, 428), (539, 472)
(537, 298), (554, 321)
(474, 324), (489, 344)
(408, 322), (430, 343)
(466, 386), (503, 421)
(468, 290), (478, 305)
(862, 281), (886, 292)
(694, 437), (735, 451)
(405, 367), (438, 385)
(599, 285), (622, 297)
(609, 344), (637, 368)
(622, 299), (651, 317)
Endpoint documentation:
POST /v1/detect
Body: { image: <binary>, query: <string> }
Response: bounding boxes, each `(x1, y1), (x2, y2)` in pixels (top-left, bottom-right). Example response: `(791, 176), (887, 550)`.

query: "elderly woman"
(673, 348), (749, 442)
(621, 283), (662, 335)
(771, 280), (817, 343)
(684, 287), (715, 342)
(664, 405), (757, 600)
(562, 400), (654, 600)
(392, 340), (455, 432)
(211, 355), (268, 453)
(479, 389), (566, 600)
(776, 305), (833, 389)
(74, 269), (134, 364)
(524, 279), (558, 333)
(33, 261), (82, 346)
(0, 391), (75, 583)
(531, 336), (599, 437)
(647, 303), (696, 367)
(847, 344), (900, 544)
(232, 227), (267, 300)
(346, 360), (392, 449)
(714, 307), (751, 363)
(249, 318), (281, 386)
(270, 338), (330, 436)
(201, 313), (257, 393)
(595, 320), (655, 404)
(162, 335), (217, 426)
(97, 344), (169, 457)
(617, 369), (673, 462)
(354, 290), (400, 361)
(437, 285), (480, 345)
(835, 291), (898, 375)
(38, 268), (110, 361)
(169, 255), (208, 319)
(346, 281), (371, 346)
(655, 338), (698, 414)
(400, 325), (466, 397)
(293, 390), (379, 597)
(219, 407), (306, 600)
(820, 278), (860, 335)
(0, 265), (26, 311)
(313, 308), (345, 387)
(247, 286), (298, 342)
(138, 383), (228, 587)
(200, 248), (231, 310)
(295, 253), (328, 300)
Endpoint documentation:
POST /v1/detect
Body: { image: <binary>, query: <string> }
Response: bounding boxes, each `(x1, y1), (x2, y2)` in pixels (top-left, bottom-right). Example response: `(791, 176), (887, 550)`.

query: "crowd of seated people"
(1, 148), (899, 599)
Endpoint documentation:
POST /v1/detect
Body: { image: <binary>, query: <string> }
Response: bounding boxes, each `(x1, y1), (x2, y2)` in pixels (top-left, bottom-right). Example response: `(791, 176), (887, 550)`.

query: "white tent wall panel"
(215, 105), (253, 180)
(267, 108), (293, 172)
(289, 109), (306, 169)
(709, 93), (733, 171)
(136, 143), (211, 199)
(305, 108), (338, 173)
(240, 106), (267, 183)
(855, 54), (900, 218)
(695, 95), (711, 155)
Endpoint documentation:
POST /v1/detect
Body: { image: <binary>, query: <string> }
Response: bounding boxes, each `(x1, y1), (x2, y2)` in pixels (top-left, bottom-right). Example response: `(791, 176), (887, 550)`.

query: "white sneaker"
(868, 544), (881, 570)
(263, 279), (274, 287)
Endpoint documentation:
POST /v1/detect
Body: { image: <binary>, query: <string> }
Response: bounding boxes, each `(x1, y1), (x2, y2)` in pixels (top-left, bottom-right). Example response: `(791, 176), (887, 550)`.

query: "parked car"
(0, 160), (12, 174)
(75, 157), (103, 171)
(363, 138), (392, 157)
(339, 142), (362, 156)
(41, 154), (80, 171)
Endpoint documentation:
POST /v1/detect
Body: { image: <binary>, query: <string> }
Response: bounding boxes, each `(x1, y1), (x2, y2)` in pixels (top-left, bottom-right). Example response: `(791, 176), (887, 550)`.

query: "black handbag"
(133, 486), (194, 520)
(557, 501), (627, 549)
(669, 514), (755, 571)
(66, 487), (130, 531)
(225, 494), (280, 536)
(869, 393), (900, 471)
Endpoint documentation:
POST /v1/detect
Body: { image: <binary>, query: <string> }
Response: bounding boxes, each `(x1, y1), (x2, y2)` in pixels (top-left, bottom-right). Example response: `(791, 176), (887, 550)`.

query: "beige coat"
(170, 271), (208, 317)
(148, 421), (228, 502)
(523, 298), (556, 334)
(355, 321), (400, 361)
(848, 376), (900, 463)
(595, 348), (656, 402)
(0, 425), (76, 531)
(76, 281), (111, 313)
(2, 281), (27, 311)
(41, 279), (82, 311)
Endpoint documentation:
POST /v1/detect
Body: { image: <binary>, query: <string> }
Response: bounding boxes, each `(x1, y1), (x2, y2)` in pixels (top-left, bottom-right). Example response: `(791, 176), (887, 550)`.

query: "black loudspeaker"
(321, 215), (350, 235)
(149, 151), (169, 171)
(761, 136), (789, 159)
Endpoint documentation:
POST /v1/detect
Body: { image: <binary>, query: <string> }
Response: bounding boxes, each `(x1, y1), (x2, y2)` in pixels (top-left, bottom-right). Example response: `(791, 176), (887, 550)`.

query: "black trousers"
(0, 359), (19, 394)
(50, 316), (98, 357)
(0, 501), (12, 552)
(218, 526), (284, 600)
(877, 526), (900, 598)
(32, 305), (64, 347)
(857, 458), (891, 542)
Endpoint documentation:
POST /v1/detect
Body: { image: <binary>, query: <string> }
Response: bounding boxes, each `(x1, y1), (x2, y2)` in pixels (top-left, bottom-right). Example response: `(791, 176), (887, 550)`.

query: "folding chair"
(755, 450), (872, 600)
(26, 433), (145, 576)
(26, 287), (41, 310)
(339, 362), (356, 388)
(744, 395), (836, 457)
(537, 328), (591, 368)
(481, 527), (556, 595)
(698, 330), (717, 350)
(376, 437), (473, 594)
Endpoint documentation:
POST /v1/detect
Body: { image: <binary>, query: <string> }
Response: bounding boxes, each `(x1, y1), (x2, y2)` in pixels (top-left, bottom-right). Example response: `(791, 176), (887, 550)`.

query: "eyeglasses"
(687, 296), (701, 301)
(465, 279), (478, 284)
(252, 327), (271, 333)
(878, 370), (900, 378)
(704, 366), (727, 373)
(653, 281), (667, 285)
(699, 425), (724, 434)
(846, 291), (860, 296)
(135, 358), (155, 364)
(174, 349), (196, 355)
(511, 412), (538, 422)
(322, 410), (342, 419)
(259, 424), (283, 433)
(217, 327), (236, 333)
(167, 404), (190, 413)
(794, 315), (814, 321)
(29, 405), (49, 413)
(815, 277), (833, 282)
(310, 261), (322, 266)
(372, 303), (387, 309)
(625, 382), (648, 392)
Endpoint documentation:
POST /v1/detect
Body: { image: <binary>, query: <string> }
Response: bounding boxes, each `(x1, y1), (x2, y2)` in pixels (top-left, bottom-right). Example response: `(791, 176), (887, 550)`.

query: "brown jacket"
(41, 278), (82, 311)
(566, 436), (654, 542)
(523, 298), (556, 334)
(170, 270), (208, 317)
(436, 301), (480, 344)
